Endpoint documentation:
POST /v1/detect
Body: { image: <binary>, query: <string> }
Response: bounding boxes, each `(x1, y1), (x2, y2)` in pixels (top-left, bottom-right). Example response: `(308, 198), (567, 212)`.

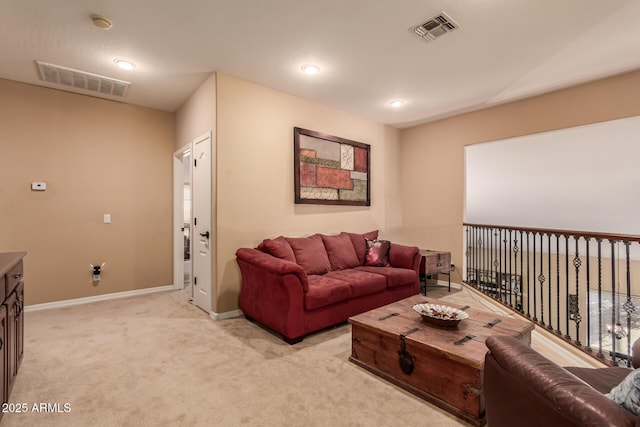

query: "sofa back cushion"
(347, 230), (379, 265)
(286, 234), (331, 275)
(321, 233), (360, 270)
(258, 236), (296, 262)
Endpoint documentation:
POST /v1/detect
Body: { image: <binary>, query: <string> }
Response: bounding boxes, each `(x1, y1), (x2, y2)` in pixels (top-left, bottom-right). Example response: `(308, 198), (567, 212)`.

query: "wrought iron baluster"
(470, 226), (475, 289)
(623, 241), (634, 367)
(472, 228), (480, 288)
(572, 237), (582, 345)
(499, 229), (503, 301)
(585, 238), (591, 351)
(526, 231), (531, 318)
(465, 227), (470, 285)
(493, 229), (499, 298)
(564, 235), (569, 339)
(533, 232), (538, 322)
(556, 234), (561, 334)
(597, 238), (604, 359)
(539, 233), (546, 326)
(610, 240), (617, 364)
(548, 234), (552, 330)
(508, 230), (513, 307)
(483, 227), (488, 292)
(480, 227), (485, 292)
(476, 228), (484, 289)
(514, 233), (521, 312)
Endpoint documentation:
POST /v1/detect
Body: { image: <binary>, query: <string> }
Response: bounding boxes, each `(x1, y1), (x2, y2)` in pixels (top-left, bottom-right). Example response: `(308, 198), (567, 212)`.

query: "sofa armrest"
(485, 335), (636, 427)
(388, 243), (420, 273)
(236, 248), (309, 340)
(235, 248), (308, 291)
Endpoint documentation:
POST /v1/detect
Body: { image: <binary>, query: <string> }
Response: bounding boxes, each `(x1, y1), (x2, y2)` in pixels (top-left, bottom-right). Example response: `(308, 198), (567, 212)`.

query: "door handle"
(200, 231), (210, 239)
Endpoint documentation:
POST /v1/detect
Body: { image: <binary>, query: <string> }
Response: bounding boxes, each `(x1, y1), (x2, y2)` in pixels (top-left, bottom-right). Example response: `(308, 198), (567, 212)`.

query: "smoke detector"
(412, 11), (459, 42)
(35, 61), (130, 98)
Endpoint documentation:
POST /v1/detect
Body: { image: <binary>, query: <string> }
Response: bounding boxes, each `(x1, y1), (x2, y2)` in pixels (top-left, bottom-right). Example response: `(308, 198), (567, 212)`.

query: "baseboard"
(425, 280), (462, 290)
(25, 285), (175, 312)
(210, 309), (244, 320)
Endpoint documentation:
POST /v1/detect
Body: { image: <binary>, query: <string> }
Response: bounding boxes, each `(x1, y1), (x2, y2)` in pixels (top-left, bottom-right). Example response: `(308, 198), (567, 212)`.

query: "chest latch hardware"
(398, 328), (418, 375)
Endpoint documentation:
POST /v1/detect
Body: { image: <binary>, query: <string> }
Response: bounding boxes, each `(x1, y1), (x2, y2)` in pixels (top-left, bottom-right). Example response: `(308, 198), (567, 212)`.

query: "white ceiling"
(1, 0), (639, 129)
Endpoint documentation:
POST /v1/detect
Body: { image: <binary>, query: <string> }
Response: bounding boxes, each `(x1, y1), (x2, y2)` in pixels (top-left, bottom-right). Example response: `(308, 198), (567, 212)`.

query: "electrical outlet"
(31, 182), (47, 191)
(450, 264), (455, 271)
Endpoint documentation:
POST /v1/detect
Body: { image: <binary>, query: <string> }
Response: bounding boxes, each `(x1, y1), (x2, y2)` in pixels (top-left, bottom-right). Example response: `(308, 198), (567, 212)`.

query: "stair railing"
(464, 223), (640, 366)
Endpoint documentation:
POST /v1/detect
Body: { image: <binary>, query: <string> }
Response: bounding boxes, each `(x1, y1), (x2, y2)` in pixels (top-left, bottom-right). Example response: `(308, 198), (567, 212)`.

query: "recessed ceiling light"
(115, 59), (135, 70)
(91, 14), (112, 30)
(390, 100), (404, 108)
(302, 65), (319, 75)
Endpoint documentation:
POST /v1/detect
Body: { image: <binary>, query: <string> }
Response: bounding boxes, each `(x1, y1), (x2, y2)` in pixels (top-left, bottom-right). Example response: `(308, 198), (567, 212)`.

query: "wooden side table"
(419, 250), (451, 294)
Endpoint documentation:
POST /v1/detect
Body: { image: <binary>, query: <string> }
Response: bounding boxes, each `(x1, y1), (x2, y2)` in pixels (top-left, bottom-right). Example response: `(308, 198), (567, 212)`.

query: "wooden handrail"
(463, 223), (640, 243)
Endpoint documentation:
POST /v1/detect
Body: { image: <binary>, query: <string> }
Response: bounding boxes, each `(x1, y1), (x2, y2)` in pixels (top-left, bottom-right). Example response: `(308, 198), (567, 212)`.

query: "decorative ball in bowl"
(412, 303), (469, 328)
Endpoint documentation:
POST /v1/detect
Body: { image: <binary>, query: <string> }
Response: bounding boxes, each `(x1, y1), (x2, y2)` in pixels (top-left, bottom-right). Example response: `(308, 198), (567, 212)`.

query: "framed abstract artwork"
(294, 127), (370, 206)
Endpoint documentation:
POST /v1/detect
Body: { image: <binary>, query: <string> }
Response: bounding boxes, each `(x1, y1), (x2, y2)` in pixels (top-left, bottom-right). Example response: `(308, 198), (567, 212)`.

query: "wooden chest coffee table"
(349, 294), (534, 426)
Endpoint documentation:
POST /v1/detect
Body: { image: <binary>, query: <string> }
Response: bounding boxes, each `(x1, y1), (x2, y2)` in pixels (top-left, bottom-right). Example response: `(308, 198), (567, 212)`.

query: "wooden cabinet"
(419, 250), (451, 293)
(0, 252), (26, 419)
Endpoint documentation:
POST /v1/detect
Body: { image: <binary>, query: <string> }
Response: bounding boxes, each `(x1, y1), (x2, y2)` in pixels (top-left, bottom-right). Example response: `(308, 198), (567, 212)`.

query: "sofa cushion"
(364, 238), (391, 267)
(347, 230), (379, 265)
(355, 266), (417, 288)
(305, 275), (352, 310)
(259, 236), (296, 262)
(286, 234), (331, 275)
(606, 368), (640, 415)
(388, 243), (419, 270)
(566, 366), (632, 394)
(325, 269), (387, 298)
(321, 233), (360, 270)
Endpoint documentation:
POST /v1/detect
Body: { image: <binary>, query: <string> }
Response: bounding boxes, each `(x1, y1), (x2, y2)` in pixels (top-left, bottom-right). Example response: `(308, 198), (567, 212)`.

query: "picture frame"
(294, 127), (370, 206)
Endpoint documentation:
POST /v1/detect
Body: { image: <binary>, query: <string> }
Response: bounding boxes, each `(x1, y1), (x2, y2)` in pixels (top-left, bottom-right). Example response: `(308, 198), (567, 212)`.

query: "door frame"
(173, 132), (216, 314)
(173, 144), (192, 292)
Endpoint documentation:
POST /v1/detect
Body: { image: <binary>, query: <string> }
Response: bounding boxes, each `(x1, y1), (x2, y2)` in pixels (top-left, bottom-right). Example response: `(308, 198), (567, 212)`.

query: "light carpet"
(5, 286), (470, 427)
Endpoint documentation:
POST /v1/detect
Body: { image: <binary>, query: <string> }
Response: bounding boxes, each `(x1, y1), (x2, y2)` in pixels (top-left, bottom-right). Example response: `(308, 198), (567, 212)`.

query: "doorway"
(173, 132), (213, 314)
(182, 150), (192, 289)
(173, 147), (193, 296)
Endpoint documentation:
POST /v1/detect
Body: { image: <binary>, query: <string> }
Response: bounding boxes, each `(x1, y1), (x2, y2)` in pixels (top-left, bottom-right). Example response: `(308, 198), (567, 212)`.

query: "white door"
(192, 132), (212, 313)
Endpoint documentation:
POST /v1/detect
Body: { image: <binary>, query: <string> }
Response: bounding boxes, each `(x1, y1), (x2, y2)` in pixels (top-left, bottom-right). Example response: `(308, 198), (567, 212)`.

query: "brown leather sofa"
(484, 335), (640, 427)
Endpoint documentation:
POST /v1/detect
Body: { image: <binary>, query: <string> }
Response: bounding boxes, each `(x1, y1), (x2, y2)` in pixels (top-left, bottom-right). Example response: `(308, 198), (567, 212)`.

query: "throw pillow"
(364, 238), (391, 267)
(321, 233), (360, 270)
(261, 236), (296, 263)
(347, 230), (379, 265)
(286, 234), (332, 275)
(605, 368), (640, 415)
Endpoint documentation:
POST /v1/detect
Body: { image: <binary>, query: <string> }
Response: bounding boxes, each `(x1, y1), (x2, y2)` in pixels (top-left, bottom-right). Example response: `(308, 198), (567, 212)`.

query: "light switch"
(103, 214), (111, 224)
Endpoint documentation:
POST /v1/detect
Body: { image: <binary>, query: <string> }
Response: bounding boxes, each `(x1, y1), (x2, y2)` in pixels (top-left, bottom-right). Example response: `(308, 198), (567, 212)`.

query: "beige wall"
(175, 73), (216, 151)
(215, 73), (403, 313)
(400, 69), (640, 281)
(0, 79), (174, 305)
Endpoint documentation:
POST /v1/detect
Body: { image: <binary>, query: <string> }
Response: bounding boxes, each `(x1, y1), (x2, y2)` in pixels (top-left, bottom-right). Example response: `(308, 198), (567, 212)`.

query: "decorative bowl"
(412, 303), (469, 328)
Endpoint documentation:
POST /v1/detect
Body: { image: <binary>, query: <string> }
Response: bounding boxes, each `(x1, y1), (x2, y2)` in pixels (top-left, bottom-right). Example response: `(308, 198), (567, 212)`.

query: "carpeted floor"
(5, 285), (472, 426)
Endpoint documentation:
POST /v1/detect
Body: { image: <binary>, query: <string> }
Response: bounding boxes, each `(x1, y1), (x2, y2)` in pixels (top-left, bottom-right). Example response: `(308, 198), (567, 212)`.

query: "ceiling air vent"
(412, 11), (459, 42)
(35, 61), (130, 98)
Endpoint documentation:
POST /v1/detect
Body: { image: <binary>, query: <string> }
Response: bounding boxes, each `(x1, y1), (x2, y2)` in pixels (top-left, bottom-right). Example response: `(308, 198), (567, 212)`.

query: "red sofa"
(236, 231), (420, 344)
